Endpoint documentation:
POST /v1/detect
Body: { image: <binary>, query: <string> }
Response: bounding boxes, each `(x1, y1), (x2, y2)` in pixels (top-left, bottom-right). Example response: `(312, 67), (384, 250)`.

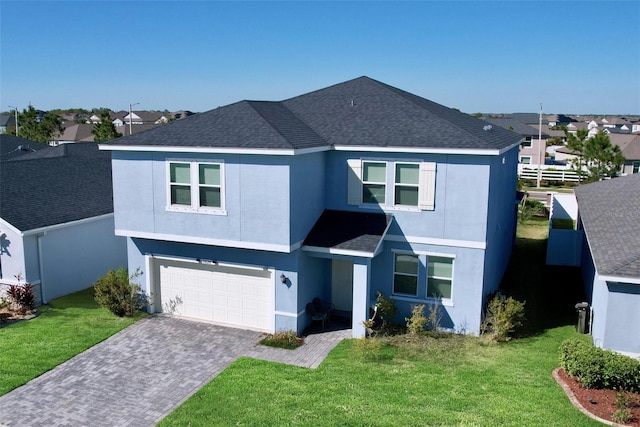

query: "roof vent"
(483, 125), (492, 131)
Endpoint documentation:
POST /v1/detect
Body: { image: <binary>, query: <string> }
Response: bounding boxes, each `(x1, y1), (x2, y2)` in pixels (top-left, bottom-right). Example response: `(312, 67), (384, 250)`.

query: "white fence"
(519, 168), (581, 183)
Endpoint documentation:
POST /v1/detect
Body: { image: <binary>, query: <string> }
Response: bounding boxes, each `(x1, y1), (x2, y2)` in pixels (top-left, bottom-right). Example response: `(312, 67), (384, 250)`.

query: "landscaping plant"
(481, 292), (526, 342)
(93, 267), (148, 317)
(260, 330), (304, 350)
(405, 304), (427, 335)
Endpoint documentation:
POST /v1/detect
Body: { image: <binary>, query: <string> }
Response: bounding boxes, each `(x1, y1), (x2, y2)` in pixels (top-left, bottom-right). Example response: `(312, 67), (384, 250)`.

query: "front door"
(331, 259), (353, 312)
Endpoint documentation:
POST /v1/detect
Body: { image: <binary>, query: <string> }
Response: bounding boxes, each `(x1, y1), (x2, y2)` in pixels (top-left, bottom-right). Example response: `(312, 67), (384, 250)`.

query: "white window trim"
(347, 159), (436, 211)
(392, 252), (419, 297)
(426, 254), (454, 303)
(520, 156), (532, 164)
(166, 160), (227, 215)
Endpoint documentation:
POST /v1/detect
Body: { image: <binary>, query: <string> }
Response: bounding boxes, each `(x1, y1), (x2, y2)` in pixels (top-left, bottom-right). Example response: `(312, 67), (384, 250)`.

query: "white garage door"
(157, 259), (274, 332)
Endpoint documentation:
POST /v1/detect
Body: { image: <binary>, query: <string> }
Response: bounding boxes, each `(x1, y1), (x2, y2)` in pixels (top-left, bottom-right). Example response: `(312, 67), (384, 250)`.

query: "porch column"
(351, 260), (371, 338)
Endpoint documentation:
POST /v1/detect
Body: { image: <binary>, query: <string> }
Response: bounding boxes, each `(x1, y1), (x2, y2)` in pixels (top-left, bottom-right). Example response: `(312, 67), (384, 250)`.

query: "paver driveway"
(0, 315), (350, 427)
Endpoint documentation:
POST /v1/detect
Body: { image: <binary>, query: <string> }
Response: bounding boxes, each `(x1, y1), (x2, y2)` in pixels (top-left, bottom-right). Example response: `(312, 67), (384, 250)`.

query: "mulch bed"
(555, 368), (640, 426)
(0, 308), (38, 327)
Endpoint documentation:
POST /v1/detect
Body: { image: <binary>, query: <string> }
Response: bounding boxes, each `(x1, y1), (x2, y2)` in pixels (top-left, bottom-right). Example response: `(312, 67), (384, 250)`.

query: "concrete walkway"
(0, 316), (351, 427)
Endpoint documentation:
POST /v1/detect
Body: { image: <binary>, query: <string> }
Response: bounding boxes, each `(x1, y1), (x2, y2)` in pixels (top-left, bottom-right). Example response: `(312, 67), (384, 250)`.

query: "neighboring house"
(100, 76), (523, 338)
(482, 117), (548, 167)
(609, 134), (640, 175)
(574, 174), (640, 357)
(0, 114), (16, 134)
(0, 134), (48, 160)
(51, 123), (95, 145)
(0, 142), (127, 305)
(122, 111), (169, 125)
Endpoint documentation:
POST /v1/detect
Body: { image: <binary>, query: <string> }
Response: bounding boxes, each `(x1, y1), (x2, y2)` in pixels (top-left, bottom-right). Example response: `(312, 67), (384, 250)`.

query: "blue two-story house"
(100, 77), (522, 337)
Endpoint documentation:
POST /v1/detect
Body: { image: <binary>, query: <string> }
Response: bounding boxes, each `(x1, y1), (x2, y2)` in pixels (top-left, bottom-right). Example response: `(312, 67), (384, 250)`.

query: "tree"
(565, 129), (588, 182)
(91, 109), (122, 142)
(583, 131), (625, 180)
(565, 129), (625, 182)
(17, 105), (64, 143)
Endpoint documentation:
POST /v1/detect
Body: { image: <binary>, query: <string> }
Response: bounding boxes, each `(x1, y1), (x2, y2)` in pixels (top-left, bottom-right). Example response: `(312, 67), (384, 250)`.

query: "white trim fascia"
(301, 245), (375, 258)
(20, 213), (114, 237)
(118, 229), (294, 253)
(335, 145), (509, 156)
(290, 239), (304, 252)
(373, 217), (394, 257)
(598, 274), (640, 285)
(385, 234), (486, 250)
(99, 144), (329, 156)
(0, 278), (41, 286)
(275, 310), (302, 318)
(0, 218), (22, 236)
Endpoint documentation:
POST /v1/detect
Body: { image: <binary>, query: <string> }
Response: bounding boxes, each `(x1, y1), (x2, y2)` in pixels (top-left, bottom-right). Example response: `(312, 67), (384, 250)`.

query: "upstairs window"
(362, 161), (386, 204)
(633, 161), (640, 174)
(167, 161), (225, 213)
(348, 159), (436, 210)
(394, 163), (420, 206)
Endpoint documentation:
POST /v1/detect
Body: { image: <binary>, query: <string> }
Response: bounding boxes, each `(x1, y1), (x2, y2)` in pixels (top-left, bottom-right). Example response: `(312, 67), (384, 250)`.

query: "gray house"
(101, 76), (523, 337)
(0, 142), (127, 304)
(575, 173), (640, 357)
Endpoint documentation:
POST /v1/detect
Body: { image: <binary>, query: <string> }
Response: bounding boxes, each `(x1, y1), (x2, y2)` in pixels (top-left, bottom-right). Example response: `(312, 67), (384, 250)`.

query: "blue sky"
(2, 1), (639, 115)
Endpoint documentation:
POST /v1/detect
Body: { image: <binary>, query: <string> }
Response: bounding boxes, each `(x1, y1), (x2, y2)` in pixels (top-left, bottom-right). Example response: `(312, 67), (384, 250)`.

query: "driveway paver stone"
(0, 315), (350, 427)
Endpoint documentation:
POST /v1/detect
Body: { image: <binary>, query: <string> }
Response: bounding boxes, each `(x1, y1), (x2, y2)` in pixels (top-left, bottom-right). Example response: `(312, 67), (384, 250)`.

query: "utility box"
(575, 302), (590, 334)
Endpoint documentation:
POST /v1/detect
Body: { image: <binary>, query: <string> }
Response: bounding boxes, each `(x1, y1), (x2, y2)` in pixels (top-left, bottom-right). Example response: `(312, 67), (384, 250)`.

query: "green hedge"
(559, 339), (640, 392)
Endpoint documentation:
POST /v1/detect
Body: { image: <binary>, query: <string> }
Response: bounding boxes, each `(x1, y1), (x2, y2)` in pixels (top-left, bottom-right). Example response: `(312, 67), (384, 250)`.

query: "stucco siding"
(38, 216), (127, 302)
(113, 152), (291, 247)
(372, 240), (486, 334)
(0, 226), (27, 284)
(602, 282), (640, 355)
(483, 146), (518, 298)
(290, 152), (326, 245)
(590, 277), (609, 349)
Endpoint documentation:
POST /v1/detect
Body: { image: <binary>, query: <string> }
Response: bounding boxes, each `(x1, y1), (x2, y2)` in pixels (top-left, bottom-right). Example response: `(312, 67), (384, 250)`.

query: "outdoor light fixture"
(280, 274), (287, 283)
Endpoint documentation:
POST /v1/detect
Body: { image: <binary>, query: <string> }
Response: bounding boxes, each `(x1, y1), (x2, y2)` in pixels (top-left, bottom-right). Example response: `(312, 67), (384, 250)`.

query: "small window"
(393, 253), (419, 296)
(167, 161), (224, 212)
(394, 163), (419, 206)
(520, 156), (531, 165)
(362, 161), (386, 204)
(521, 138), (532, 148)
(427, 256), (453, 300)
(198, 164), (221, 207)
(170, 163), (191, 205)
(633, 161), (640, 174)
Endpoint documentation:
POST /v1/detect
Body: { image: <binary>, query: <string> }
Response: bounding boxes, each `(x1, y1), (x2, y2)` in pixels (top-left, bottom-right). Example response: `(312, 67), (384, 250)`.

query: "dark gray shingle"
(575, 174), (640, 279)
(1, 143), (114, 232)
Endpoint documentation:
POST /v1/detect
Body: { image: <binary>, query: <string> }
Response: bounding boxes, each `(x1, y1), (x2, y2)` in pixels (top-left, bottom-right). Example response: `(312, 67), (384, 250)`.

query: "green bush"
(559, 339), (640, 392)
(93, 267), (147, 317)
(375, 291), (398, 325)
(481, 293), (526, 342)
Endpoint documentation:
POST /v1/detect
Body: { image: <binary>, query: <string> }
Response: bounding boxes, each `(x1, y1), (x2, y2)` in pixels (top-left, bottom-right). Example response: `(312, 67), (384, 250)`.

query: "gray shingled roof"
(574, 174), (640, 279)
(0, 134), (50, 161)
(0, 143), (114, 232)
(105, 77), (522, 152)
(482, 117), (549, 138)
(303, 209), (392, 254)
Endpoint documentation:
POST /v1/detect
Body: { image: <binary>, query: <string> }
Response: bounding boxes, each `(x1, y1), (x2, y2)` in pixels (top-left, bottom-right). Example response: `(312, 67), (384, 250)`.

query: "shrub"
(94, 267), (147, 317)
(612, 392), (632, 424)
(481, 293), (526, 342)
(260, 330), (303, 350)
(406, 304), (427, 335)
(375, 291), (397, 325)
(559, 339), (640, 392)
(7, 282), (36, 314)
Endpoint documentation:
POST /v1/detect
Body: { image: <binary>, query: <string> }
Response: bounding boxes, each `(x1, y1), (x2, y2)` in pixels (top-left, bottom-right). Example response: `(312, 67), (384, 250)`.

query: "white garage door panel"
(158, 260), (274, 332)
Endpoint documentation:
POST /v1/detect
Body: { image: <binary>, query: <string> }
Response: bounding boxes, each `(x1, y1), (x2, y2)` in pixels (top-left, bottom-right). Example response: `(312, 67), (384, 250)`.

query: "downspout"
(37, 233), (46, 304)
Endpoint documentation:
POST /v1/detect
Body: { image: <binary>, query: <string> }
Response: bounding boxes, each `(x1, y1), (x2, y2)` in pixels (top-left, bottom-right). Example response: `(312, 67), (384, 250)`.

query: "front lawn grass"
(0, 287), (145, 396)
(160, 217), (598, 426)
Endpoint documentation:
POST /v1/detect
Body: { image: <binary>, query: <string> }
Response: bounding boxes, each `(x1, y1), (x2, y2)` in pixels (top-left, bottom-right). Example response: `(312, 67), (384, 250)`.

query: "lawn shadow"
(499, 235), (587, 338)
